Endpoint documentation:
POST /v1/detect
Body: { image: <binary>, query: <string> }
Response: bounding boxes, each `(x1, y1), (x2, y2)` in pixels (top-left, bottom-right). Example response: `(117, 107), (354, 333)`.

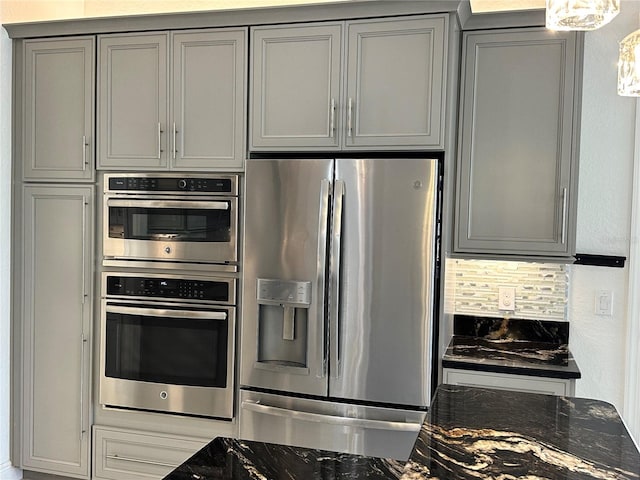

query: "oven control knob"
(178, 179), (187, 189)
(164, 246), (171, 254)
(160, 391), (168, 400)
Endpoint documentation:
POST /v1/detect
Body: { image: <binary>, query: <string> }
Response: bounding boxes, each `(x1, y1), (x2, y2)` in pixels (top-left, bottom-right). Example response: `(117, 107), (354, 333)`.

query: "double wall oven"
(99, 174), (239, 419)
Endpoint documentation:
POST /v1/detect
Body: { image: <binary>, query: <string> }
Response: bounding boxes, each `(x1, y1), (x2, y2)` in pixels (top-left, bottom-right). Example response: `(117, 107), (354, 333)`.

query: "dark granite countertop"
(164, 385), (639, 480)
(442, 335), (582, 379)
(442, 315), (581, 379)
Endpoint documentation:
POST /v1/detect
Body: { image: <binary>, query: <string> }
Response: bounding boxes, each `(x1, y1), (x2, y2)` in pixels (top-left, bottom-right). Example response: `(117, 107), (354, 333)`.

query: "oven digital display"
(106, 276), (230, 302)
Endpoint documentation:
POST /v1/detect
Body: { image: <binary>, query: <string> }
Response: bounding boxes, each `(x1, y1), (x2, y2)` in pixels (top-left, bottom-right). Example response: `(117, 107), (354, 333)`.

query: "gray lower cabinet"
(455, 28), (582, 257)
(250, 15), (447, 151)
(98, 28), (246, 171)
(443, 368), (575, 396)
(21, 184), (93, 478)
(93, 427), (207, 480)
(23, 37), (95, 181)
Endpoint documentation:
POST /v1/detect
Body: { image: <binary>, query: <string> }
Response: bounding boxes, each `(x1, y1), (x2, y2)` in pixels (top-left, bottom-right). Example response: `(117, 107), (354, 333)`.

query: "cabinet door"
(23, 37), (94, 181)
(171, 29), (246, 170)
(344, 16), (447, 149)
(93, 427), (207, 480)
(250, 23), (342, 150)
(443, 368), (574, 396)
(21, 185), (93, 478)
(455, 29), (579, 256)
(98, 33), (169, 169)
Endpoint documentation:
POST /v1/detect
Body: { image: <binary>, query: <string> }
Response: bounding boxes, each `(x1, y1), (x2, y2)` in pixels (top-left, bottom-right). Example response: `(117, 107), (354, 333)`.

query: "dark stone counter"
(163, 385), (639, 480)
(443, 315), (581, 379)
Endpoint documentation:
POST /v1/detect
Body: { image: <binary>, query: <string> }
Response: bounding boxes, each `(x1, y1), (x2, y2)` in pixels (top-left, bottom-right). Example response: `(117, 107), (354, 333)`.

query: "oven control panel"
(106, 275), (231, 302)
(107, 175), (235, 194)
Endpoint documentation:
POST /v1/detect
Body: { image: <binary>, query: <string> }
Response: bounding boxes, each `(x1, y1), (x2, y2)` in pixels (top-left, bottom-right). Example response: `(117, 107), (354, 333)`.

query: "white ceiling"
(470, 0), (545, 13)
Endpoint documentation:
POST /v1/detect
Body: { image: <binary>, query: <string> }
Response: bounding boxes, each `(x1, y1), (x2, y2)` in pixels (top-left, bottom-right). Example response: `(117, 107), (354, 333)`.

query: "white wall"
(0, 17), (21, 480)
(569, 1), (640, 414)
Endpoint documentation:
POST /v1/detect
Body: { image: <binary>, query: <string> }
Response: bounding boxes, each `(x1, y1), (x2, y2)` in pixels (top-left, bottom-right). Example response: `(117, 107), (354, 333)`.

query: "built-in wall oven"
(103, 173), (239, 266)
(99, 272), (236, 418)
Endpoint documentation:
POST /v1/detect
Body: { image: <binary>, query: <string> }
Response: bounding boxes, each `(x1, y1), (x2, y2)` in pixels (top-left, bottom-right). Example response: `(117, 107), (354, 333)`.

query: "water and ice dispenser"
(256, 279), (312, 369)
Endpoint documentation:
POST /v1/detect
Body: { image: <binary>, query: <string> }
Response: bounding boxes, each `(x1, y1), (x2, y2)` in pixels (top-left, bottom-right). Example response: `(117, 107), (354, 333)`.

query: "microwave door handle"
(316, 179), (331, 378)
(106, 199), (229, 210)
(106, 305), (227, 321)
(241, 400), (422, 432)
(329, 180), (344, 380)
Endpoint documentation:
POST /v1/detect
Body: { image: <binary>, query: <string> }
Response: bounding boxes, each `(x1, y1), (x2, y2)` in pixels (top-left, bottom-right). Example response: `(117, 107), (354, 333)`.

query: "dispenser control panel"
(257, 279), (311, 306)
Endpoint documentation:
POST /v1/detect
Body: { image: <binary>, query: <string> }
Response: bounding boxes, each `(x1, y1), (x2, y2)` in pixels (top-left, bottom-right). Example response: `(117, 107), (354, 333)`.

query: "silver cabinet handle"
(82, 135), (89, 169)
(107, 199), (229, 210)
(157, 123), (163, 159)
(347, 98), (353, 137)
(106, 454), (177, 469)
(172, 122), (177, 160)
(241, 400), (422, 432)
(329, 98), (336, 138)
(80, 333), (87, 439)
(561, 187), (568, 244)
(329, 180), (344, 379)
(81, 199), (87, 304)
(316, 179), (331, 377)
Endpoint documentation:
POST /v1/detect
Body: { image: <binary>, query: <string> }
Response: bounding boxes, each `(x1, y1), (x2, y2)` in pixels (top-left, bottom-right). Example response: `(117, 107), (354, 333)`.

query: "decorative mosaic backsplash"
(445, 259), (569, 321)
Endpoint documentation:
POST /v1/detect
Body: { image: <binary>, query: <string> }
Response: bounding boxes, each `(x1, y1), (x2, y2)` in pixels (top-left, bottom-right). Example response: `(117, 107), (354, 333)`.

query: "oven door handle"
(106, 305), (227, 320)
(106, 199), (230, 210)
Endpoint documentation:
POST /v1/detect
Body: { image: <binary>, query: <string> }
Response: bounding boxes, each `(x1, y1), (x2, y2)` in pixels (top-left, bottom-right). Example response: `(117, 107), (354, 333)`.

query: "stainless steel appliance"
(103, 173), (239, 266)
(100, 272), (236, 418)
(239, 158), (440, 460)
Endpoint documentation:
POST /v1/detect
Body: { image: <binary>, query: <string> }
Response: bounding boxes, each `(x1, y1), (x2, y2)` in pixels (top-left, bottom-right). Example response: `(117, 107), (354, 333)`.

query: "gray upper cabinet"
(98, 33), (169, 169)
(250, 15), (447, 151)
(98, 29), (246, 171)
(250, 23), (342, 150)
(23, 37), (95, 181)
(171, 29), (246, 170)
(21, 185), (93, 478)
(344, 16), (446, 149)
(455, 28), (581, 257)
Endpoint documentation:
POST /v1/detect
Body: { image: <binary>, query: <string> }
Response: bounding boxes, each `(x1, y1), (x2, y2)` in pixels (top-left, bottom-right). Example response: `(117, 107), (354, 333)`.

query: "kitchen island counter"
(164, 385), (640, 479)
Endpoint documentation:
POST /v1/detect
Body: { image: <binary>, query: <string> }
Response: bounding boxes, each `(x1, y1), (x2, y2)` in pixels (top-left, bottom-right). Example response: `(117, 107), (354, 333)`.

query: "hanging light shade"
(618, 28), (640, 97)
(546, 0), (620, 30)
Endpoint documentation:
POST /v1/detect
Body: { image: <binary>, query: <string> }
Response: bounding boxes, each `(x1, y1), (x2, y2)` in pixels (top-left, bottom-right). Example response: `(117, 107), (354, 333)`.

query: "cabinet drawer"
(443, 368), (575, 396)
(93, 427), (207, 480)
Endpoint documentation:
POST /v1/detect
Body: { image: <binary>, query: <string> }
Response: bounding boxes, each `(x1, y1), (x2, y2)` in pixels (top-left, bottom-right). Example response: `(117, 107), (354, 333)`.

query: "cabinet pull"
(157, 123), (163, 159)
(329, 98), (336, 138)
(347, 98), (353, 137)
(82, 136), (89, 169)
(172, 122), (177, 160)
(561, 187), (568, 244)
(81, 199), (87, 304)
(106, 454), (177, 469)
(80, 333), (87, 438)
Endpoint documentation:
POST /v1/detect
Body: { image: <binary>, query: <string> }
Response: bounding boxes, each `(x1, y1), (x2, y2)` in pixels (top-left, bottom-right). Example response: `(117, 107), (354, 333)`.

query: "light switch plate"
(498, 286), (516, 311)
(595, 290), (613, 316)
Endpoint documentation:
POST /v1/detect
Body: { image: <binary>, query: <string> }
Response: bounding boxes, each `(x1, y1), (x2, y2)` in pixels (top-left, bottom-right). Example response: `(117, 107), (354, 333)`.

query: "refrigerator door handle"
(317, 179), (331, 377)
(329, 180), (344, 379)
(241, 400), (422, 432)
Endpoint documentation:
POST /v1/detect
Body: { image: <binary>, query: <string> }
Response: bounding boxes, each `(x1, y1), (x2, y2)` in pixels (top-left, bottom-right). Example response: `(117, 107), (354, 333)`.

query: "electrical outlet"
(498, 286), (516, 311)
(595, 290), (613, 316)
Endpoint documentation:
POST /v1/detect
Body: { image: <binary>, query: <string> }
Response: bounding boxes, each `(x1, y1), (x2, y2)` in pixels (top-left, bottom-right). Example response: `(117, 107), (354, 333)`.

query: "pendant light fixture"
(546, 0), (620, 30)
(618, 28), (640, 96)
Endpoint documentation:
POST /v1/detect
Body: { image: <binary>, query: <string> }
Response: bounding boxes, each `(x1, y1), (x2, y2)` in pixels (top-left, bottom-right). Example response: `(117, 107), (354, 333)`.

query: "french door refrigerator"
(239, 157), (439, 460)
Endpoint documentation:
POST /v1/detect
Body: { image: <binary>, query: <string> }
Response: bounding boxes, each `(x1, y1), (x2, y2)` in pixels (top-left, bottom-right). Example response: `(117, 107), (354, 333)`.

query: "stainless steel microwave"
(103, 173), (239, 265)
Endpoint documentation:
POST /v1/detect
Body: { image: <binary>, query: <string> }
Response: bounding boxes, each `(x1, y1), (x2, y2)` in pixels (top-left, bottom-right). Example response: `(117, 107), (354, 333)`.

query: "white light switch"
(595, 290), (613, 316)
(498, 287), (516, 311)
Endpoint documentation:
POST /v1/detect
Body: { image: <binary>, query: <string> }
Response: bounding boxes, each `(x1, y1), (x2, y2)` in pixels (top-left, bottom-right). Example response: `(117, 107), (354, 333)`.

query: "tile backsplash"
(445, 259), (569, 321)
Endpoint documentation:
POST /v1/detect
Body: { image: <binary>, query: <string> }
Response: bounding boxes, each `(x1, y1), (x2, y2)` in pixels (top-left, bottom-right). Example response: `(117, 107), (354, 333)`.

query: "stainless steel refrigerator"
(239, 157), (439, 460)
